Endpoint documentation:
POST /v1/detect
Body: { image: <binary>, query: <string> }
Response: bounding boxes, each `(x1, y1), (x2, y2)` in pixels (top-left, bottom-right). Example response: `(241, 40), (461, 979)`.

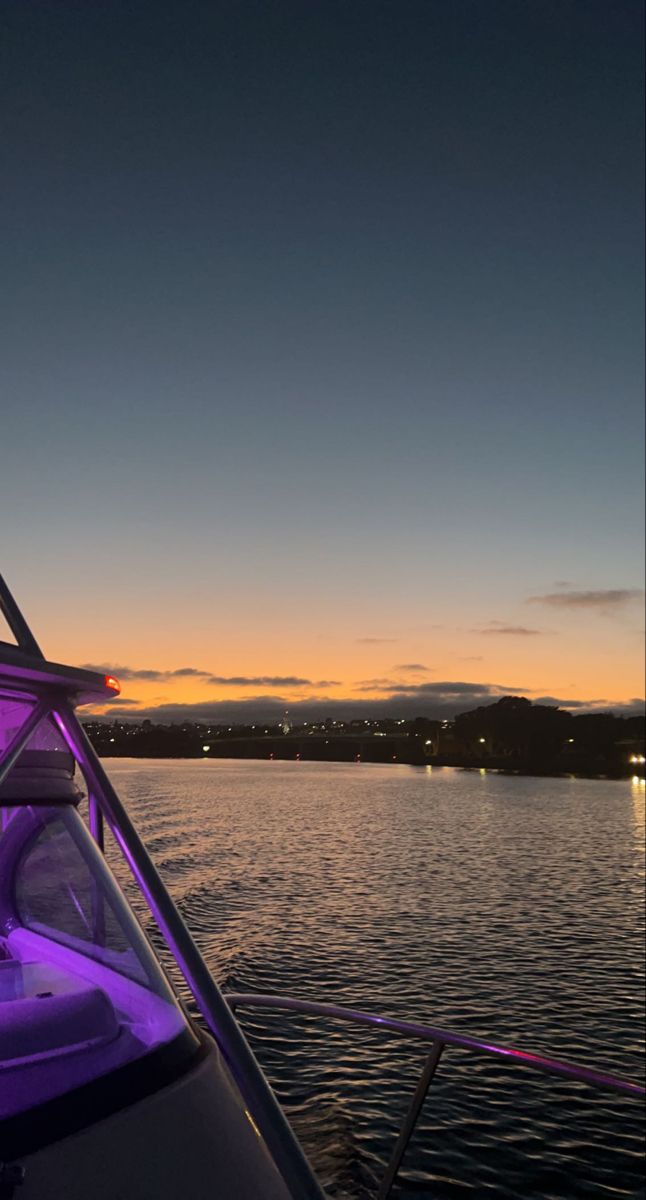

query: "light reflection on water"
(104, 760), (645, 1198)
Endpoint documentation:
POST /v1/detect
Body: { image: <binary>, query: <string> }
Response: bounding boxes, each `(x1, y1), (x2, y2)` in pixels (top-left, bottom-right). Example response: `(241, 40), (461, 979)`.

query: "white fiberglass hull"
(14, 1034), (294, 1200)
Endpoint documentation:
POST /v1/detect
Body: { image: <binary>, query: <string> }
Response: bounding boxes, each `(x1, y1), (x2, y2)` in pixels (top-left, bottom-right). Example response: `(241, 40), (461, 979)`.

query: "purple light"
(0, 801), (192, 1118)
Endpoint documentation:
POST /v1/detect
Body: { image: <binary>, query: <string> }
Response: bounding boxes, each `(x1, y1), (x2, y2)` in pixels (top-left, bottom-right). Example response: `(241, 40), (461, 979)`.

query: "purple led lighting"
(0, 698), (51, 789)
(51, 709), (81, 759)
(0, 803), (192, 1118)
(0, 576), (324, 1198)
(49, 703), (326, 1200)
(6, 935), (183, 1048)
(0, 695), (36, 748)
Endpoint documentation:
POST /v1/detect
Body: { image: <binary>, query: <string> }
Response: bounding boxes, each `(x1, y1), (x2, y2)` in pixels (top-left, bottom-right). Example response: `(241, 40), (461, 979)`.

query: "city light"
(202, 745), (210, 752)
(629, 754), (645, 764)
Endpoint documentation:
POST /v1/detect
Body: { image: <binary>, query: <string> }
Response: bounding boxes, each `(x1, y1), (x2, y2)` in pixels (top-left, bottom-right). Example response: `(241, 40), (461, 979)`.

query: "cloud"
(527, 589), (644, 613)
(354, 678), (412, 692)
(475, 623), (545, 636)
(604, 698), (646, 717)
(82, 663), (211, 682)
(394, 663), (431, 672)
(170, 667), (212, 678)
(87, 685), (645, 725)
(93, 680), (523, 722)
(206, 675), (339, 688)
(82, 664), (166, 682)
(562, 697), (645, 717)
(387, 680), (526, 697)
(353, 677), (511, 697)
(458, 655), (483, 662)
(88, 690), (504, 723)
(532, 695), (645, 716)
(82, 665), (339, 689)
(355, 637), (398, 644)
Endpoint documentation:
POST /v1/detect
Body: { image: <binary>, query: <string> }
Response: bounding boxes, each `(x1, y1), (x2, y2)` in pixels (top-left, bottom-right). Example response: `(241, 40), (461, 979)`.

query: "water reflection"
(105, 761), (645, 1199)
(631, 778), (645, 877)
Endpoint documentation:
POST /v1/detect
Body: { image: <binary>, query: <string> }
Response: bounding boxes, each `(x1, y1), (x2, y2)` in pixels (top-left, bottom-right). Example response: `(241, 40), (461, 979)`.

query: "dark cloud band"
(528, 589), (643, 610)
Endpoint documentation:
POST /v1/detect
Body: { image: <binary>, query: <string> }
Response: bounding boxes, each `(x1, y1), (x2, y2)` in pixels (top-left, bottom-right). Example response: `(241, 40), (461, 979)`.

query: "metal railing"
(226, 992), (646, 1200)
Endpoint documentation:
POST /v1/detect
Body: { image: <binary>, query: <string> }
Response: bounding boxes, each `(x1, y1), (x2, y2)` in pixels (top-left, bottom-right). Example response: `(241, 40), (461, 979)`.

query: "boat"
(0, 574), (643, 1200)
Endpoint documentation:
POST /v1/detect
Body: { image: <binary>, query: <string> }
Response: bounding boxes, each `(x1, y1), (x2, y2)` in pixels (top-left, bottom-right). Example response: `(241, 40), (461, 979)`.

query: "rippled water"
(103, 759), (645, 1198)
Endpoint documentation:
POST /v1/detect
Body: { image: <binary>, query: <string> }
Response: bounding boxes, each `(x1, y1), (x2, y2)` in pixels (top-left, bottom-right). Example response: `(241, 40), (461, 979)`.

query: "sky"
(1, 0), (644, 722)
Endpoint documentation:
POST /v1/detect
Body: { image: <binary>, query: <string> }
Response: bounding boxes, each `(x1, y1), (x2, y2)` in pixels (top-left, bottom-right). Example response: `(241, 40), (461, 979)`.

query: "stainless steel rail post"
(88, 793), (105, 852)
(0, 574), (44, 658)
(376, 1042), (444, 1199)
(0, 699), (53, 787)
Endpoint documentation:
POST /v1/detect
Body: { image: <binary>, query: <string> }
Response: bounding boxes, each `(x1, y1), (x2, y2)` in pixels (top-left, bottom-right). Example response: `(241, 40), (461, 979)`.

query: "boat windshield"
(0, 802), (196, 1121)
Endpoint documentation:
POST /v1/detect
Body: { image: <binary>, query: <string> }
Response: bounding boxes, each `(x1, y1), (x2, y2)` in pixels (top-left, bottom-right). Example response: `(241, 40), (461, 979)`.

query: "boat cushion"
(0, 961), (119, 1064)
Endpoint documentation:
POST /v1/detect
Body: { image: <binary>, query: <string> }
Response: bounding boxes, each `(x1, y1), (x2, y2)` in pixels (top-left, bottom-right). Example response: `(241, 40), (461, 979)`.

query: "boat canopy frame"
(0, 573), (326, 1200)
(1, 574), (644, 1200)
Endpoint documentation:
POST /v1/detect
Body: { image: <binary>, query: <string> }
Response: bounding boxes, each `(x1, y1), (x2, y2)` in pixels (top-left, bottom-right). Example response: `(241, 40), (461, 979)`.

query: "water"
(103, 759), (645, 1198)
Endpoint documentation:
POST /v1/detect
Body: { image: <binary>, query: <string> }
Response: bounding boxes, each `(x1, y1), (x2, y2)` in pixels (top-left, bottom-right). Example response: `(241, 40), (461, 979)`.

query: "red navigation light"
(105, 675), (121, 694)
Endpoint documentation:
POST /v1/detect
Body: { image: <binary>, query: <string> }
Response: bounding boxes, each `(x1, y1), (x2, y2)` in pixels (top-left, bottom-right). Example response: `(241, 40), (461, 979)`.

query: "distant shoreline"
(94, 741), (645, 782)
(85, 699), (645, 782)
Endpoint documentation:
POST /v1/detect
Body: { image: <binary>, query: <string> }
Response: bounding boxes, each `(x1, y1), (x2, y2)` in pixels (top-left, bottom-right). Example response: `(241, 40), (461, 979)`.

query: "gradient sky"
(1, 1), (644, 721)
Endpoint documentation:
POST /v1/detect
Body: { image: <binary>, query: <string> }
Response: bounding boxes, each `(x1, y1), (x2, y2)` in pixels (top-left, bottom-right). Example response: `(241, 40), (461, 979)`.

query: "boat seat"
(0, 961), (120, 1065)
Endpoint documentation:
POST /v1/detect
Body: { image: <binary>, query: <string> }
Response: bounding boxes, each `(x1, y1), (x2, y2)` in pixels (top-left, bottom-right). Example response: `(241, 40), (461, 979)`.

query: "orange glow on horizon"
(75, 630), (644, 719)
(25, 582), (642, 720)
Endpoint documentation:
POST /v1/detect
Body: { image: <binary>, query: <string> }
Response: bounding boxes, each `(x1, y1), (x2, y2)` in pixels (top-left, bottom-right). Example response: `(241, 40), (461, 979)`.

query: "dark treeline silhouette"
(84, 696), (645, 779)
(439, 696), (644, 775)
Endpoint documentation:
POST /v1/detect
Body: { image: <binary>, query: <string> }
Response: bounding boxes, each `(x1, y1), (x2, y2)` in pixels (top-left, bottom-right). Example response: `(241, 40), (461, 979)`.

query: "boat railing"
(226, 991), (646, 1200)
